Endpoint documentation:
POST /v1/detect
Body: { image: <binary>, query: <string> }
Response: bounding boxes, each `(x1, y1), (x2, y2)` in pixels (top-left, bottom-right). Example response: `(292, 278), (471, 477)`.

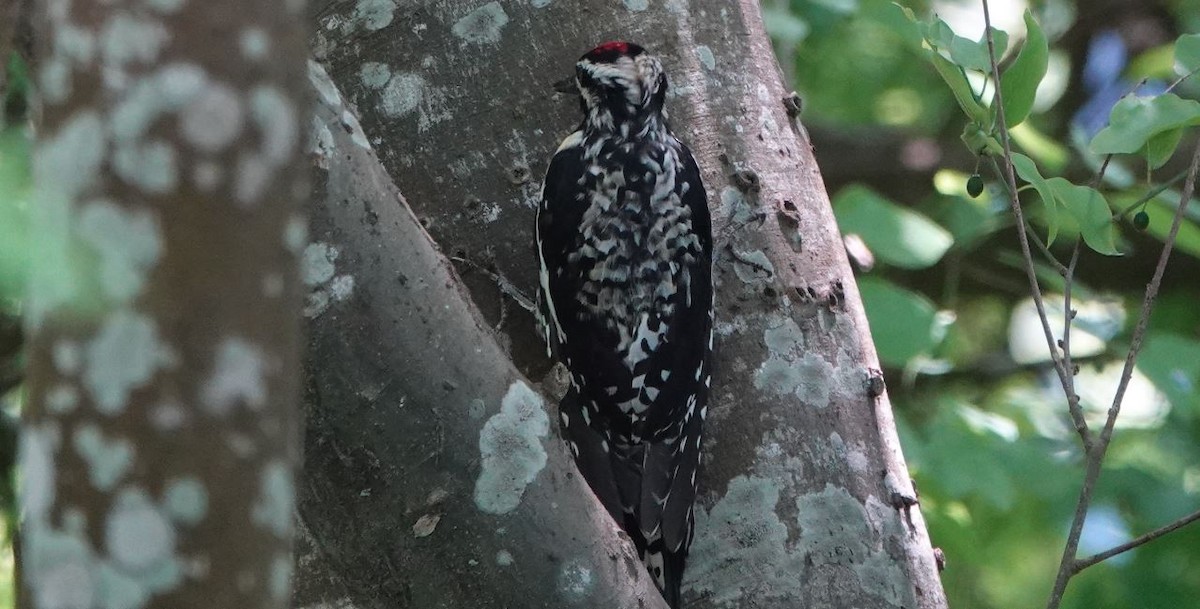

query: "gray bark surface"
(21, 0), (307, 607)
(305, 0), (949, 607)
(295, 62), (668, 609)
(0, 1), (14, 98)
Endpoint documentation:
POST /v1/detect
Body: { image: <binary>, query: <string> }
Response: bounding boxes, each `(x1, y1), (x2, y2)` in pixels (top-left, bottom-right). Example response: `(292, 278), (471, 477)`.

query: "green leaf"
(1175, 32), (1200, 74)
(1144, 195), (1200, 260)
(961, 122), (1003, 155)
(926, 48), (988, 123)
(1046, 178), (1120, 255)
(1010, 122), (1069, 172)
(999, 10), (1048, 126)
(921, 19), (956, 53)
(900, 8), (1008, 124)
(833, 185), (954, 269)
(1010, 153), (1060, 244)
(1144, 127), (1184, 169)
(919, 190), (1002, 250)
(919, 404), (1018, 509)
(948, 27), (1008, 73)
(1138, 333), (1200, 414)
(0, 128), (31, 301)
(1090, 94), (1200, 155)
(891, 1), (916, 21)
(810, 0), (859, 14)
(920, 16), (1008, 73)
(1127, 43), (1176, 81)
(4, 54), (31, 105)
(889, 3), (927, 50)
(857, 277), (940, 366)
(762, 6), (810, 45)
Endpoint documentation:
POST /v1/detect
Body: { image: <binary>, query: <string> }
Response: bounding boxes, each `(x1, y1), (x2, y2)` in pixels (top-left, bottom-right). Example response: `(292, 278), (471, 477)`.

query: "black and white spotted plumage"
(535, 41), (713, 609)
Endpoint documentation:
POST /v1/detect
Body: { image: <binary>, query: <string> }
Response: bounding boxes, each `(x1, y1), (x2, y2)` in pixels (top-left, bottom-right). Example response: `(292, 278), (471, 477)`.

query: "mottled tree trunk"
(294, 61), (667, 609)
(20, 1), (307, 608)
(0, 0), (18, 89)
(301, 0), (948, 607)
(0, 1), (13, 98)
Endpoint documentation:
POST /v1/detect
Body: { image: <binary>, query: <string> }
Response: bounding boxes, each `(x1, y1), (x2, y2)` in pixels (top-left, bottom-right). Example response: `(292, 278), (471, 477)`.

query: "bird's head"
(558, 41), (668, 130)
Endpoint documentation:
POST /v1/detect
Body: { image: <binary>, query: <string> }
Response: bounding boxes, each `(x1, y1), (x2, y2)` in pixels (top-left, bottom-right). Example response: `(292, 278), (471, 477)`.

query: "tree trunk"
(304, 0), (949, 606)
(0, 0), (21, 97)
(0, 1), (14, 98)
(21, 1), (306, 607)
(294, 61), (667, 609)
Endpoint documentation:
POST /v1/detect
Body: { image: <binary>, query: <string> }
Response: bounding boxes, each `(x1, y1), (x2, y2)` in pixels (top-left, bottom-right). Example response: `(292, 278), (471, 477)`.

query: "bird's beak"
(553, 75), (579, 95)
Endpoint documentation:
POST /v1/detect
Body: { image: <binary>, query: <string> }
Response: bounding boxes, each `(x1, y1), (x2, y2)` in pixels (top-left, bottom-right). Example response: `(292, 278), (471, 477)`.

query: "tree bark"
(21, 1), (306, 608)
(294, 61), (668, 609)
(306, 0), (948, 607)
(0, 1), (13, 97)
(0, 0), (19, 97)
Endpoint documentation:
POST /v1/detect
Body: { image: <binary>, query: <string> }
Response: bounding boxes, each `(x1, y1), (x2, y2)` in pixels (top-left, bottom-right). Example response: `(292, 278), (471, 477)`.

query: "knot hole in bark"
(783, 91), (803, 116)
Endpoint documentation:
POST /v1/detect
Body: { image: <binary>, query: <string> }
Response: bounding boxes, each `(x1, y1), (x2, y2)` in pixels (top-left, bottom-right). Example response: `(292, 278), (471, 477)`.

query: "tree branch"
(1074, 508), (1200, 573)
(1022, 222), (1069, 276)
(980, 2), (1089, 447)
(978, 4), (1200, 604)
(1115, 168), (1190, 219)
(1045, 140), (1200, 609)
(1059, 239), (1082, 435)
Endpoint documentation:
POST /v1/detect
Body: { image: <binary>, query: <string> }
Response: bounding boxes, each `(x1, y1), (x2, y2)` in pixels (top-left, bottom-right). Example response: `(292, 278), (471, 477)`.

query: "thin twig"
(1059, 240), (1084, 445)
(1116, 168), (1190, 219)
(1044, 141), (1200, 609)
(988, 159), (1071, 290)
(1165, 65), (1200, 94)
(1074, 508), (1200, 573)
(961, 264), (1031, 295)
(1021, 218), (1069, 275)
(986, 156), (1067, 273)
(448, 256), (537, 314)
(1090, 155), (1112, 189)
(1009, 233), (1087, 444)
(1055, 154), (1119, 447)
(979, 1), (1082, 442)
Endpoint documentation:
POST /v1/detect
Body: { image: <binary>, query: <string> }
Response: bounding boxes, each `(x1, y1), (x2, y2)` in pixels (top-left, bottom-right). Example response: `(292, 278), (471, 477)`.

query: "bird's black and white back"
(535, 41), (713, 608)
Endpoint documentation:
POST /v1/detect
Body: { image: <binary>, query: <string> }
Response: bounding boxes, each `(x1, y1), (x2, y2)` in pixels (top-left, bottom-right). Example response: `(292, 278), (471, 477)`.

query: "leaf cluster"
(773, 4), (1200, 608)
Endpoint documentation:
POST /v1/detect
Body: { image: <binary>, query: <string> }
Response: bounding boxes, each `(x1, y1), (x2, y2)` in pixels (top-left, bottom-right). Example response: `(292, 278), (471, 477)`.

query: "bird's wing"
(636, 142), (712, 552)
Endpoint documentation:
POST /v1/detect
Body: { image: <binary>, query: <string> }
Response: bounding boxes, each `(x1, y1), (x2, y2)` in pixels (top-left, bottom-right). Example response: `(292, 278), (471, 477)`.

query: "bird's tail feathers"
(635, 525), (690, 609)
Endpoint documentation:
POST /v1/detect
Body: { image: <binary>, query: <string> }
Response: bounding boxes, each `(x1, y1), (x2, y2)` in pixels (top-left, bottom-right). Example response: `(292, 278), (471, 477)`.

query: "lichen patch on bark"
(688, 445), (916, 608)
(473, 381), (549, 514)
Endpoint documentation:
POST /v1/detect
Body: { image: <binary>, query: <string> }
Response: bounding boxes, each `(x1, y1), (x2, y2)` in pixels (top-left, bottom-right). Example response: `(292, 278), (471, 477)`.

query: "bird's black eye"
(553, 75), (580, 95)
(576, 67), (597, 90)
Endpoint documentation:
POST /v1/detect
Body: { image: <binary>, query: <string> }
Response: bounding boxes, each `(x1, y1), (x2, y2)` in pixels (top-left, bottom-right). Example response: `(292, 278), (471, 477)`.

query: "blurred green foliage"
(0, 53), (26, 609)
(769, 0), (1200, 607)
(0, 126), (29, 311)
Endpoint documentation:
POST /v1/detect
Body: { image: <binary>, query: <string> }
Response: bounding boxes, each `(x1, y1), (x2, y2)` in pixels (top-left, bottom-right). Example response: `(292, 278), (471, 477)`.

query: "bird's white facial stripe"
(556, 130), (583, 153)
(578, 56), (652, 106)
(579, 57), (638, 82)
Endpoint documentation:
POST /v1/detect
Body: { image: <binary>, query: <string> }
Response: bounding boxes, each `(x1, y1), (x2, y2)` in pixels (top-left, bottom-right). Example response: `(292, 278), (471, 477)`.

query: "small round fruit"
(966, 174), (984, 198)
(1133, 210), (1150, 231)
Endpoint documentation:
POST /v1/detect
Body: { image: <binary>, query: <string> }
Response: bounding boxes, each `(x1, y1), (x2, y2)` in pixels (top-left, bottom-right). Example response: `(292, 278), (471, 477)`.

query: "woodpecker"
(535, 41), (713, 608)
